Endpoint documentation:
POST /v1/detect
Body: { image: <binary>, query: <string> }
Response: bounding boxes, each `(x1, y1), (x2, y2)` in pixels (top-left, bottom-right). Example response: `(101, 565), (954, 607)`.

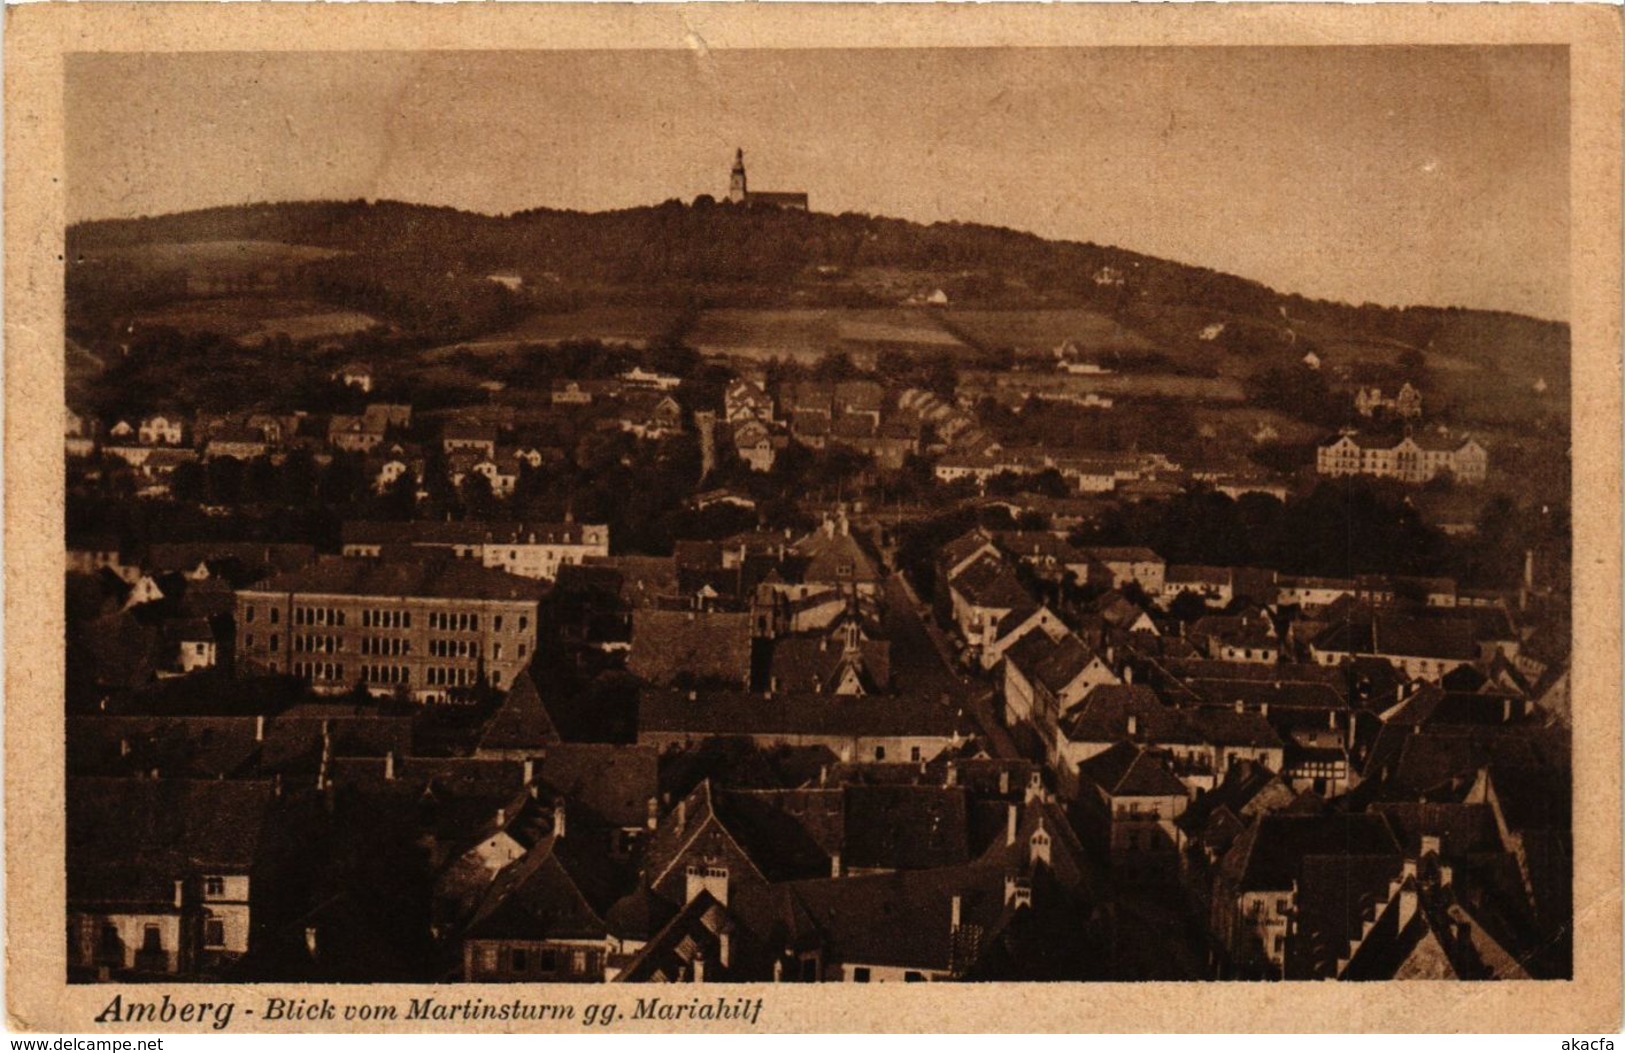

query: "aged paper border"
(6, 3), (1620, 1034)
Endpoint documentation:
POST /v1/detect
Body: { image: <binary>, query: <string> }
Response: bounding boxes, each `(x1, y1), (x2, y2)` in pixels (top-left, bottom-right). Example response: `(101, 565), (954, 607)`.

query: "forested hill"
(66, 197), (1568, 367)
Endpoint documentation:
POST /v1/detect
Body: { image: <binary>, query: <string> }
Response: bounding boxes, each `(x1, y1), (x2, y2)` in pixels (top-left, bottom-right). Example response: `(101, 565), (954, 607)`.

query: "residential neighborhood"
(61, 139), (1572, 989)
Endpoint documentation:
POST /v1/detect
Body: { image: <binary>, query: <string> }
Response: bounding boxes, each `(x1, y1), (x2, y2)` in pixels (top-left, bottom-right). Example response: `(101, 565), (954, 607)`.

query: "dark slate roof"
(786, 867), (1011, 973)
(1182, 707), (1286, 749)
(939, 529), (997, 574)
(1058, 684), (1170, 742)
(244, 555), (547, 602)
(768, 636), (891, 695)
(534, 744), (659, 830)
(1286, 853), (1407, 980)
(950, 554), (1031, 610)
(615, 890), (740, 982)
(1033, 634), (1103, 694)
(1313, 609), (1480, 661)
(1076, 742), (1188, 798)
(1223, 813), (1402, 893)
(342, 519), (599, 548)
(146, 542), (316, 578)
(604, 884), (676, 942)
(792, 524), (881, 585)
(840, 785), (970, 871)
(627, 608), (754, 686)
(461, 837), (610, 943)
(1367, 801), (1503, 857)
(1083, 546), (1163, 564)
(1189, 679), (1347, 712)
(477, 672), (561, 753)
(68, 777), (276, 910)
(993, 531), (1086, 567)
(638, 690), (974, 742)
(712, 788), (844, 882)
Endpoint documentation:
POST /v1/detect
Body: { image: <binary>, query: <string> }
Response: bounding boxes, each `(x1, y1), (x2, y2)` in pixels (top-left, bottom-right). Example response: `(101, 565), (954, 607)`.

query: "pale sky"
(67, 47), (1570, 320)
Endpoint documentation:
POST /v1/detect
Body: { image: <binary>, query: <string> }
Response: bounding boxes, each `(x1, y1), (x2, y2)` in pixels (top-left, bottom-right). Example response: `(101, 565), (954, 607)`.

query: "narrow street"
(883, 571), (1020, 760)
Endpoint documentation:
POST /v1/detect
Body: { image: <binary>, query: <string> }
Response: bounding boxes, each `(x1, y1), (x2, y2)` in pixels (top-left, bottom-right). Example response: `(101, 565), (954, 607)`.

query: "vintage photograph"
(9, 5), (1614, 1030)
(57, 43), (1576, 988)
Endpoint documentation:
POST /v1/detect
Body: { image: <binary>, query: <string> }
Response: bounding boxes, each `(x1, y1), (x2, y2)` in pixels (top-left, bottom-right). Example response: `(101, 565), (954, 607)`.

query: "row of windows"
(429, 638), (482, 659)
(244, 634), (280, 652)
(361, 664), (410, 685)
(242, 606), (280, 625)
(293, 661), (345, 682)
(294, 606), (346, 627)
(480, 945), (592, 976)
(361, 636), (411, 656)
(294, 634), (342, 654)
(428, 611), (480, 631)
(360, 609), (411, 629)
(425, 666), (478, 687)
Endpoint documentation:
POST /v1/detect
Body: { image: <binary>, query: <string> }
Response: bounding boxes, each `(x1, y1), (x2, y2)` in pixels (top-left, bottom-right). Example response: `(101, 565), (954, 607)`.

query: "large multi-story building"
(1316, 431), (1488, 484)
(340, 520), (609, 582)
(235, 556), (546, 701)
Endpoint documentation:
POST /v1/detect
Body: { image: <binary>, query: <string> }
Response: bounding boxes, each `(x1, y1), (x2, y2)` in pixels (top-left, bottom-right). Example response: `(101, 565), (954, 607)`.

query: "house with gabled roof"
(1211, 812), (1401, 976)
(68, 778), (279, 979)
(1074, 742), (1190, 868)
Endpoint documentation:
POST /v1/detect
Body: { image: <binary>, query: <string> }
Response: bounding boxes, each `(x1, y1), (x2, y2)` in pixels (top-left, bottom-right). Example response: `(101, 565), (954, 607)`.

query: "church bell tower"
(728, 148), (748, 204)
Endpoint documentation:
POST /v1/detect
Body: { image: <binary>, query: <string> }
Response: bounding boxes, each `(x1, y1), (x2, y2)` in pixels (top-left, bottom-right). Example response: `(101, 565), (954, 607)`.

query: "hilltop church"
(727, 149), (809, 211)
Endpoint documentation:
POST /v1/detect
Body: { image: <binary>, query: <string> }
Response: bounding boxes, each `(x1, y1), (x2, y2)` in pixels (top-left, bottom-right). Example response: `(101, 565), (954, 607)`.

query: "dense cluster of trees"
(891, 478), (1567, 598)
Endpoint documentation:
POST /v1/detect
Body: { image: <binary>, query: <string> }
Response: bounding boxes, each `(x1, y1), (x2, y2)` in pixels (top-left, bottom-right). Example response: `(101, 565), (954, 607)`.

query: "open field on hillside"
(690, 308), (968, 363)
(944, 308), (1153, 354)
(131, 297), (380, 342)
(82, 239), (343, 273)
(481, 306), (685, 348)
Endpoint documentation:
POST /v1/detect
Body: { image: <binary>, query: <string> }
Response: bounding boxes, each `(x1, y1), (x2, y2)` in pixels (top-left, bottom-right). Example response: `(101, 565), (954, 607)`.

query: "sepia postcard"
(5, 2), (1621, 1035)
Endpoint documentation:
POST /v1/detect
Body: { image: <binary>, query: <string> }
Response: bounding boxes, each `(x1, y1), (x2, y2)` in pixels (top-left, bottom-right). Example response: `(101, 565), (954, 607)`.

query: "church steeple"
(728, 148), (748, 204)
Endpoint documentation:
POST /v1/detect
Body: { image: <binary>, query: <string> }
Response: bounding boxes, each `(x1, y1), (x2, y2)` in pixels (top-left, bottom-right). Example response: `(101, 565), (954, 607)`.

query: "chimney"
(496, 807), (508, 828)
(1126, 714), (1138, 738)
(1123, 666), (1133, 685)
(768, 675), (778, 697)
(1006, 803), (1018, 847)
(119, 738), (131, 758)
(945, 762), (958, 787)
(173, 879), (185, 910)
(553, 802), (567, 840)
(830, 852), (842, 878)
(254, 714), (265, 742)
(1259, 702), (1269, 718)
(1327, 709), (1337, 730)
(950, 895), (962, 933)
(818, 765), (828, 787)
(676, 799), (687, 834)
(384, 751), (396, 781)
(1502, 696), (1513, 724)
(718, 931), (732, 969)
(523, 757), (535, 784)
(693, 955), (706, 983)
(647, 796), (660, 832)
(819, 635), (828, 652)
(772, 958), (784, 983)
(998, 769), (1010, 795)
(304, 926), (319, 959)
(1234, 699), (1244, 714)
